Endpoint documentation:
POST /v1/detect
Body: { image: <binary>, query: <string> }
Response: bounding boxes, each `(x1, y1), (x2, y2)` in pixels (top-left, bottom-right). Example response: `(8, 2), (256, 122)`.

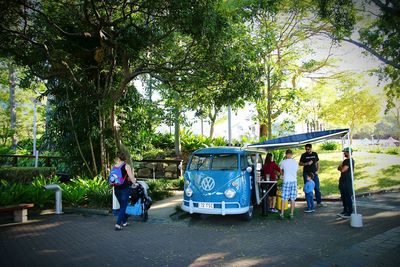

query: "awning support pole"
(347, 131), (357, 214)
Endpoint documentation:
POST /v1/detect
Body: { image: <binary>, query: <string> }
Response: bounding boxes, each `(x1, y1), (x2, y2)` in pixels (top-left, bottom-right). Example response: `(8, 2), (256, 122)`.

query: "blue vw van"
(181, 147), (265, 220)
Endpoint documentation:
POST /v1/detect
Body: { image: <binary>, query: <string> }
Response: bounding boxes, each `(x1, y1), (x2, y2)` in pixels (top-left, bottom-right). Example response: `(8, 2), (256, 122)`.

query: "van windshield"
(189, 154), (238, 171)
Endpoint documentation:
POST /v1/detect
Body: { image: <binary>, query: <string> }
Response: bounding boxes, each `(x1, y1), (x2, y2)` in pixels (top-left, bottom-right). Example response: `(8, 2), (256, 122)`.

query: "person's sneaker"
(115, 224), (122, 230)
(310, 209), (315, 212)
(336, 211), (346, 217)
(289, 214), (294, 219)
(279, 214), (285, 220)
(304, 209), (313, 213)
(317, 203), (325, 207)
(339, 213), (351, 219)
(122, 222), (129, 227)
(271, 208), (279, 213)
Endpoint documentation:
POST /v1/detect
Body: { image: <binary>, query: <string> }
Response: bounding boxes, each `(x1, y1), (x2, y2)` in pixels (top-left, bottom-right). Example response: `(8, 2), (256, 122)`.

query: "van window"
(241, 154), (263, 170)
(188, 154), (238, 171)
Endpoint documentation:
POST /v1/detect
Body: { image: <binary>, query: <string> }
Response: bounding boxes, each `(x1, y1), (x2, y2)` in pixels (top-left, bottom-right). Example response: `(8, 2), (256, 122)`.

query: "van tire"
(242, 204), (253, 221)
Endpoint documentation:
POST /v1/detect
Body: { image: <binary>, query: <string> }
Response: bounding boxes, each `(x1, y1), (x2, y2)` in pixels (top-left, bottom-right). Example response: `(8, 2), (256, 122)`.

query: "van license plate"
(198, 202), (214, 209)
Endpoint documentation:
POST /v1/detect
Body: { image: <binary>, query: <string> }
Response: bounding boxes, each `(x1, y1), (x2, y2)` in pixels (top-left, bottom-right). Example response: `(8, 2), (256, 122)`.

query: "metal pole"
(35, 150), (39, 168)
(347, 131), (357, 214)
(33, 100), (39, 167)
(33, 100), (37, 156)
(228, 105), (232, 146)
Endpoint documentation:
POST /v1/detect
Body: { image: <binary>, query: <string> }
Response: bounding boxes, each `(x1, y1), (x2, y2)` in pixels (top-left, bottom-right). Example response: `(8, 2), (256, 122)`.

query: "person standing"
(113, 151), (136, 230)
(261, 153), (281, 213)
(299, 144), (323, 206)
(304, 173), (316, 213)
(337, 147), (354, 219)
(279, 149), (299, 219)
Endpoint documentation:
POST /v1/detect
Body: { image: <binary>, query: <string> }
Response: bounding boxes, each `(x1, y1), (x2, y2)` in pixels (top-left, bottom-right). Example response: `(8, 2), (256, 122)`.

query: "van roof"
(192, 146), (262, 155)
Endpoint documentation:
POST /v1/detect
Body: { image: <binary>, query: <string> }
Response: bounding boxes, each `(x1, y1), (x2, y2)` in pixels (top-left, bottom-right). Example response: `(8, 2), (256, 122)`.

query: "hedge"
(0, 167), (56, 183)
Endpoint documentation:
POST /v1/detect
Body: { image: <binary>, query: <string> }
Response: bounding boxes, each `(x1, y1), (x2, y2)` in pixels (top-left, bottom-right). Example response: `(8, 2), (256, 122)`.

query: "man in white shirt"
(279, 149), (299, 219)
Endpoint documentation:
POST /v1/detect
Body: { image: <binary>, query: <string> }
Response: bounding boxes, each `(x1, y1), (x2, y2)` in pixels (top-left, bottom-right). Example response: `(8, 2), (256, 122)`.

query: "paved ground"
(0, 192), (399, 267)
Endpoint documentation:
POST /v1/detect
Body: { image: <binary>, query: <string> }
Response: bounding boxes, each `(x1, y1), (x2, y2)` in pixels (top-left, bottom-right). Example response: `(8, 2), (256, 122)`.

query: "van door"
(253, 153), (262, 205)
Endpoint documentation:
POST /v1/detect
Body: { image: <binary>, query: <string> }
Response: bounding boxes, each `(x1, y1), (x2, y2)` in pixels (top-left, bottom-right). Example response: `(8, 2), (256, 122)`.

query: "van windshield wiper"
(196, 155), (212, 170)
(196, 159), (206, 170)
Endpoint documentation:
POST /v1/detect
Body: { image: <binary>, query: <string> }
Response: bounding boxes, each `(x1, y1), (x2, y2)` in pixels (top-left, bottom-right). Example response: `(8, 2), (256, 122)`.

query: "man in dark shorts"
(261, 153), (281, 213)
(299, 144), (323, 206)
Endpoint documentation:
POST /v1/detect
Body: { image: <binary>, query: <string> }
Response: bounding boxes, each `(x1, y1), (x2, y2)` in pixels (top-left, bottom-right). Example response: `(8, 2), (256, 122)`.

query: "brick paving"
(0, 192), (399, 267)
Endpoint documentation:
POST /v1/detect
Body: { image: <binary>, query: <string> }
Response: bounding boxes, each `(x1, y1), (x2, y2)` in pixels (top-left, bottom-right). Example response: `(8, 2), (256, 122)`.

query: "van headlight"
(185, 187), (193, 197)
(231, 178), (240, 188)
(224, 188), (236, 199)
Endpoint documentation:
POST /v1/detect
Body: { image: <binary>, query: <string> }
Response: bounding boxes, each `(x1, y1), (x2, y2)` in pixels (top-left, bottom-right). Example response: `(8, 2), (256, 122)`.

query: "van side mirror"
(246, 166), (252, 173)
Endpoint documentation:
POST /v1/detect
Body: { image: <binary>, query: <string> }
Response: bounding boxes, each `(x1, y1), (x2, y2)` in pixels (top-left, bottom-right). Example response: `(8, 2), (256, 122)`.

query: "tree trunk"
(208, 107), (219, 139)
(266, 63), (272, 140)
(174, 105), (182, 158)
(99, 100), (106, 178)
(66, 88), (93, 177)
(8, 64), (17, 150)
(87, 116), (98, 175)
(259, 124), (268, 138)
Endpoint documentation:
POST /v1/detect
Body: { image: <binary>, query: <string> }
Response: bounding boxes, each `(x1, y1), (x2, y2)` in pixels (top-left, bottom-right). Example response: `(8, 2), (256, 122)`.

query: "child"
(304, 173), (315, 213)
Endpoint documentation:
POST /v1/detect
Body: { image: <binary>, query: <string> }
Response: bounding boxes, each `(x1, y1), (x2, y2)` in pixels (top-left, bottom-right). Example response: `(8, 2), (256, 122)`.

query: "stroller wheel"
(142, 211), (148, 222)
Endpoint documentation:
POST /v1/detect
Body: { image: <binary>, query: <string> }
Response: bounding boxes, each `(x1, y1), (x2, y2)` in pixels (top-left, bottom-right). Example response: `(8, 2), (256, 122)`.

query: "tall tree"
(321, 78), (382, 143)
(248, 0), (334, 139)
(0, 0), (228, 175)
(317, 0), (400, 110)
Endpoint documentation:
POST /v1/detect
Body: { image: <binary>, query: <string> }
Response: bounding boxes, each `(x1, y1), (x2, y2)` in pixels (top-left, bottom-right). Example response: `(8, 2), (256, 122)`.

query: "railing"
(0, 155), (184, 180)
(0, 154), (63, 168)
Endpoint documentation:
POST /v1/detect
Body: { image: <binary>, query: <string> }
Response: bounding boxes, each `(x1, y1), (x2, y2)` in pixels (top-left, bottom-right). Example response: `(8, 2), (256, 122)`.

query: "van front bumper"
(182, 199), (249, 215)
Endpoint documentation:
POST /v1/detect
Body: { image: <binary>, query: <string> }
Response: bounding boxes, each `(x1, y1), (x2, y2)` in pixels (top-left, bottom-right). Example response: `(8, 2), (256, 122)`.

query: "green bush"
(0, 177), (57, 207)
(386, 147), (400, 155)
(151, 133), (175, 149)
(0, 167), (56, 183)
(271, 150), (285, 165)
(147, 178), (183, 201)
(0, 175), (182, 209)
(320, 141), (338, 151)
(142, 148), (175, 160)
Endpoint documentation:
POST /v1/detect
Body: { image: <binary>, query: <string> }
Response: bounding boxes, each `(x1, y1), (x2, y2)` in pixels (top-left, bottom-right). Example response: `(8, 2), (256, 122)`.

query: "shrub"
(386, 147), (400, 155)
(320, 141), (338, 151)
(0, 167), (56, 183)
(0, 177), (56, 207)
(151, 133), (174, 149)
(0, 175), (181, 209)
(271, 150), (285, 165)
(142, 148), (175, 160)
(147, 178), (183, 201)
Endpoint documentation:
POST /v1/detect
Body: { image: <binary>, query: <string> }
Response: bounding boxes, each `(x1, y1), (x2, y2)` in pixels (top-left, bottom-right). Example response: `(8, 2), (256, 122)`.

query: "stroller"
(129, 181), (152, 221)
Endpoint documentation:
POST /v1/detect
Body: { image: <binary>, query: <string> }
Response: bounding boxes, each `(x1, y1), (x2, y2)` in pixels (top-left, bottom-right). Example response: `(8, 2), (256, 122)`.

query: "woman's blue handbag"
(126, 199), (142, 216)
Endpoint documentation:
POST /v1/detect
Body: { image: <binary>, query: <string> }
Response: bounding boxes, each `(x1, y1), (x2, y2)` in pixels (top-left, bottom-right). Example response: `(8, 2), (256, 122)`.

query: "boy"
(279, 149), (299, 219)
(304, 173), (315, 213)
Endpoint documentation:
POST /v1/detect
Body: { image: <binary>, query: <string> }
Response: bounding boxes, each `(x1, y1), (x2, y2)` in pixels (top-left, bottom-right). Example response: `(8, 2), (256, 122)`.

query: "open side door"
(254, 153), (262, 205)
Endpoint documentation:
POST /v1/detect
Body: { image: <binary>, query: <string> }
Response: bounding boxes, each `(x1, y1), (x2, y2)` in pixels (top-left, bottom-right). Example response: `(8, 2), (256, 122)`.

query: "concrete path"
(149, 191), (183, 221)
(0, 192), (399, 267)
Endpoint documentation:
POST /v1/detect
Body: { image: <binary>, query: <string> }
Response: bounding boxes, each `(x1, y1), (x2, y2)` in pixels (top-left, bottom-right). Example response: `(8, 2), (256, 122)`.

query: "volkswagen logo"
(201, 177), (215, 191)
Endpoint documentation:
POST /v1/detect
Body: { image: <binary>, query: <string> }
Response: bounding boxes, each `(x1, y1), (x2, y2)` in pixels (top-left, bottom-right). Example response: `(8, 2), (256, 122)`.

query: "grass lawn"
(294, 151), (400, 197)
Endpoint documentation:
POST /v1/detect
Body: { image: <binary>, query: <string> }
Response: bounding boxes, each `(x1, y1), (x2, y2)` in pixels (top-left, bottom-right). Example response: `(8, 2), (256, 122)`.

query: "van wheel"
(242, 204), (253, 221)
